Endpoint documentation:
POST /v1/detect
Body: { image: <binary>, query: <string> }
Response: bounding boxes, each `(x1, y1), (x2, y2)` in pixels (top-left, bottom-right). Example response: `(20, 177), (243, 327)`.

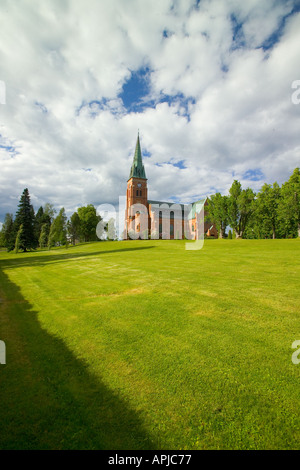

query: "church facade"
(125, 134), (218, 240)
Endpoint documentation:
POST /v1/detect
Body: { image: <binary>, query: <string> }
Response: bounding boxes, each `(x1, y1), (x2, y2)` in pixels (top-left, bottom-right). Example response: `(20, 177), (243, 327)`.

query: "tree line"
(0, 188), (103, 252)
(1, 167), (299, 250)
(206, 167), (300, 239)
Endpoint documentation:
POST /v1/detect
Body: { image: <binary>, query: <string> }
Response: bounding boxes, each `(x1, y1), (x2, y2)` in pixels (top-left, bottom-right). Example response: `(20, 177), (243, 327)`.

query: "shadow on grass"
(0, 268), (155, 450)
(0, 245), (155, 270)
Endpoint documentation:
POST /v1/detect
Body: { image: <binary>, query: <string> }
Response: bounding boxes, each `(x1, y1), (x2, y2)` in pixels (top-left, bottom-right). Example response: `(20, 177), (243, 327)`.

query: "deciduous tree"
(206, 193), (228, 238)
(77, 205), (101, 242)
(67, 212), (81, 245)
(227, 180), (256, 238)
(278, 168), (300, 238)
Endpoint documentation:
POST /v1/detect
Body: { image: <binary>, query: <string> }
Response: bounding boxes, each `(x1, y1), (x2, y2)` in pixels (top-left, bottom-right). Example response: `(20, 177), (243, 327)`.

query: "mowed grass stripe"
(0, 239), (299, 449)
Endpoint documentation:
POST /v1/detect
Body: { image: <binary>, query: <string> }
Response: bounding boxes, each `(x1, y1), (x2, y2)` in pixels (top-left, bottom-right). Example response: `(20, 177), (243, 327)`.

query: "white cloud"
(0, 0), (299, 222)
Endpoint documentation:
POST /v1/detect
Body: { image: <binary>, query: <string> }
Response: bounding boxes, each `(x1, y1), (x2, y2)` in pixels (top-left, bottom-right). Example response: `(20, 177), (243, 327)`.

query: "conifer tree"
(35, 205), (52, 246)
(1, 213), (15, 251)
(13, 189), (36, 252)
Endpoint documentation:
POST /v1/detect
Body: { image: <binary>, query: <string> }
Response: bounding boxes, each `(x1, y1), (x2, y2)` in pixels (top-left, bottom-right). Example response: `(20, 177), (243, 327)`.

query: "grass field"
(0, 239), (299, 449)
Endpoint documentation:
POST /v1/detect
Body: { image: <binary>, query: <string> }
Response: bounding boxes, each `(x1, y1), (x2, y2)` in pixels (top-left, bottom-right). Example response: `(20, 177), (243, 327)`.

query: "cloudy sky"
(0, 0), (300, 225)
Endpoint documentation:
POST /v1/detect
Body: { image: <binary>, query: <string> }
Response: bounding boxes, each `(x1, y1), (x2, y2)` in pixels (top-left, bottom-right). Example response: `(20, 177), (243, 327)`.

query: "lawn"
(0, 239), (299, 449)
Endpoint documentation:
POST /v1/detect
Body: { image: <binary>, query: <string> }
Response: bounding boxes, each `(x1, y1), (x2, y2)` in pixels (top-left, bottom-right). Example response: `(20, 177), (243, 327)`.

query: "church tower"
(125, 133), (149, 238)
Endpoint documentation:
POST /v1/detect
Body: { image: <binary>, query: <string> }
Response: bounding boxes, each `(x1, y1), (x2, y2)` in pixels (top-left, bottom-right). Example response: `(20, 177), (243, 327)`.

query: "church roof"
(148, 198), (206, 220)
(128, 133), (147, 180)
(148, 200), (186, 210)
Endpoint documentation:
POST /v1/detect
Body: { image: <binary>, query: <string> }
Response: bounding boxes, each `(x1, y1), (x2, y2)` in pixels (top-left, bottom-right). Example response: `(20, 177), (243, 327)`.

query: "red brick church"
(125, 134), (218, 240)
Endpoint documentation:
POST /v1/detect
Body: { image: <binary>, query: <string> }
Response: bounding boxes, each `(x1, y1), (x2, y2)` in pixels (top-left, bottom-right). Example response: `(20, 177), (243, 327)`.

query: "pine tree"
(13, 189), (37, 252)
(35, 205), (52, 246)
(1, 213), (15, 251)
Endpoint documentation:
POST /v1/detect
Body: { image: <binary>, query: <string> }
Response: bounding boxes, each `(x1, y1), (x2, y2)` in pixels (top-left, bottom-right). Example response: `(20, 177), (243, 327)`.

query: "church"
(125, 134), (218, 240)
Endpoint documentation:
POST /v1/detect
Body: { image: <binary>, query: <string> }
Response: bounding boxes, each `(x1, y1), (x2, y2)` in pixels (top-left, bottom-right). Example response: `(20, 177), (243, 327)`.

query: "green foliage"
(48, 208), (67, 248)
(67, 212), (81, 245)
(0, 213), (15, 250)
(38, 224), (48, 248)
(14, 224), (23, 253)
(228, 181), (256, 238)
(13, 188), (37, 252)
(43, 203), (56, 223)
(0, 228), (4, 247)
(77, 205), (101, 242)
(34, 206), (52, 246)
(228, 229), (232, 239)
(255, 183), (281, 238)
(206, 193), (228, 238)
(278, 168), (300, 238)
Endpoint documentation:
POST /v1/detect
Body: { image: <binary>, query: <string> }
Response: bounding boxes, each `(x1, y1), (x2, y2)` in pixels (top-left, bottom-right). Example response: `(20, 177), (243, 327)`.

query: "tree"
(77, 205), (101, 242)
(278, 168), (300, 238)
(67, 212), (81, 245)
(44, 203), (56, 223)
(48, 207), (67, 248)
(13, 188), (37, 252)
(35, 205), (52, 246)
(34, 206), (44, 241)
(206, 193), (228, 238)
(0, 213), (15, 250)
(0, 228), (4, 247)
(14, 224), (23, 253)
(227, 180), (256, 238)
(255, 182), (281, 239)
(106, 217), (117, 240)
(39, 224), (48, 248)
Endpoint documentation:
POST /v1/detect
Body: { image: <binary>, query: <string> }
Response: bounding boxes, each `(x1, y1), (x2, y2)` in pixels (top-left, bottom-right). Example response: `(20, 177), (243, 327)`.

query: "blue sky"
(0, 0), (300, 225)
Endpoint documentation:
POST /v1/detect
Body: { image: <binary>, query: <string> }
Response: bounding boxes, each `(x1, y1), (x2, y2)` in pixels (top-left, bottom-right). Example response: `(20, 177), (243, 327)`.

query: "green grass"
(0, 239), (299, 449)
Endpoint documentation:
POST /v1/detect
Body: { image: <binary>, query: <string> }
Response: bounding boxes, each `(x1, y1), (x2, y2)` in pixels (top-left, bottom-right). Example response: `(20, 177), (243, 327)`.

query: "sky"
(0, 0), (300, 226)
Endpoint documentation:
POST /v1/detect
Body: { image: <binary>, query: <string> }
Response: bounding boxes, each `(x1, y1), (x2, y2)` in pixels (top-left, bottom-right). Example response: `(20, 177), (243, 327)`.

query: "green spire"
(129, 133), (147, 180)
